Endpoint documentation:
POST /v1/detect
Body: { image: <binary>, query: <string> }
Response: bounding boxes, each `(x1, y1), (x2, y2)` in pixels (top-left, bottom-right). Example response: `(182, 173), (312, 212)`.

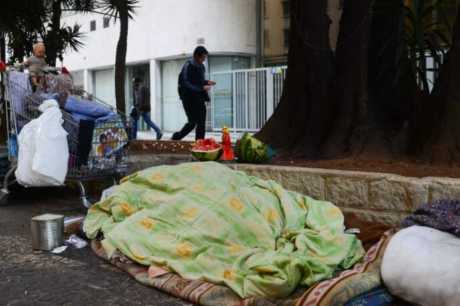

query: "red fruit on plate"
(191, 142), (223, 161)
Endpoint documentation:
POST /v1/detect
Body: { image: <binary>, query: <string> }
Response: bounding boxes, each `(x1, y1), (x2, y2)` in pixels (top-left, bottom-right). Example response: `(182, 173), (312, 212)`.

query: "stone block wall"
(128, 154), (460, 226)
(232, 164), (460, 226)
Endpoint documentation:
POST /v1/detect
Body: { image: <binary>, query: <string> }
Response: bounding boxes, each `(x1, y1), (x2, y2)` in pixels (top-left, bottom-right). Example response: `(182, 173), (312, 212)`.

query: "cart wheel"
(77, 181), (92, 209)
(0, 189), (9, 206)
(0, 165), (17, 206)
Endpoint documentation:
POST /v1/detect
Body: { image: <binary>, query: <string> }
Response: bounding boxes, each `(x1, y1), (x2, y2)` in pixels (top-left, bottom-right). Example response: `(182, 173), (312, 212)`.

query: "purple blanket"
(402, 199), (460, 238)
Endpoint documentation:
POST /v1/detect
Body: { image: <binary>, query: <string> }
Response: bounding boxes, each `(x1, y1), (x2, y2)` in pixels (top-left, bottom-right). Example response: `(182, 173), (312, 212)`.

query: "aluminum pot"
(31, 214), (64, 251)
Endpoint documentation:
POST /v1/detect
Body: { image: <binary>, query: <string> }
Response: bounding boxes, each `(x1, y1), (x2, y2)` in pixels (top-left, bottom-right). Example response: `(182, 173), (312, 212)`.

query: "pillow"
(381, 226), (460, 306)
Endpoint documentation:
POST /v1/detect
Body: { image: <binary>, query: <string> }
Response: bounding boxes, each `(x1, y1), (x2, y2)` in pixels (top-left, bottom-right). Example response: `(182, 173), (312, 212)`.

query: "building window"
(103, 17), (110, 28)
(90, 20), (96, 31)
(283, 29), (290, 48)
(282, 0), (290, 18)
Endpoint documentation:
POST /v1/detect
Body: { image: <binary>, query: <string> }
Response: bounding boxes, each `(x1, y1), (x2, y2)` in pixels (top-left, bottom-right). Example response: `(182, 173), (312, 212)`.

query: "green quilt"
(84, 162), (364, 299)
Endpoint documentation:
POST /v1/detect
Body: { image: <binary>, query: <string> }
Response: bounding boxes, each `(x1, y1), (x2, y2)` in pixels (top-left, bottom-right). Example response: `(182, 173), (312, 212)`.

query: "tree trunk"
(257, 0), (371, 158)
(10, 39), (26, 64)
(364, 0), (418, 157)
(421, 5), (460, 164)
(45, 0), (63, 66)
(258, 0), (460, 163)
(114, 9), (129, 114)
(0, 33), (5, 62)
(322, 0), (371, 157)
(0, 33), (6, 144)
(368, 0), (406, 128)
(257, 0), (334, 158)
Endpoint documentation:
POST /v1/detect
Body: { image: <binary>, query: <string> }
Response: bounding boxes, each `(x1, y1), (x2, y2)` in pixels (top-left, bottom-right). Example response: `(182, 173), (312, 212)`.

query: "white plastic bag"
(381, 226), (460, 306)
(15, 120), (39, 186)
(32, 100), (69, 183)
(15, 99), (69, 187)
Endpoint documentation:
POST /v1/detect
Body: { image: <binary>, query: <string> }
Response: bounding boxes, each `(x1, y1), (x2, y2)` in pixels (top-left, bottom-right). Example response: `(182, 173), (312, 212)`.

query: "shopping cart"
(0, 69), (129, 207)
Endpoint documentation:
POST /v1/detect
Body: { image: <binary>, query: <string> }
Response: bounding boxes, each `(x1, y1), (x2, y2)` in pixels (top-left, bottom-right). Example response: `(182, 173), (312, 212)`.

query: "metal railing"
(205, 51), (447, 133)
(209, 66), (287, 133)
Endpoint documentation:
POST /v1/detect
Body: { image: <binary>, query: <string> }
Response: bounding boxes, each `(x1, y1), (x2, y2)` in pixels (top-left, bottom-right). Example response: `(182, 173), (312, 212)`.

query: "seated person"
(24, 42), (48, 90)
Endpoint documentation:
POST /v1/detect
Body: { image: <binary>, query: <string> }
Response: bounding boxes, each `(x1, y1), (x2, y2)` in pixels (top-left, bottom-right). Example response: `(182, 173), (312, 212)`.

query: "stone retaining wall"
(233, 164), (460, 226)
(128, 154), (460, 226)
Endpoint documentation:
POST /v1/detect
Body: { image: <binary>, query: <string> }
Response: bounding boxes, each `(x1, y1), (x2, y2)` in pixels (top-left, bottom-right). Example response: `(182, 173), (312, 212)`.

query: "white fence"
(206, 51), (446, 133)
(209, 66), (287, 132)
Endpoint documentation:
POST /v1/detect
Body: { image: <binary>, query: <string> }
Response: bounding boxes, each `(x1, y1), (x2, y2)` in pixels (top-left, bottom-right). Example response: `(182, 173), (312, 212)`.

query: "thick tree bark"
(45, 0), (63, 66)
(362, 0), (419, 158)
(368, 0), (407, 129)
(257, 0), (334, 158)
(0, 33), (5, 62)
(258, 0), (460, 163)
(420, 5), (460, 163)
(115, 9), (129, 114)
(322, 0), (370, 157)
(0, 33), (6, 143)
(257, 0), (371, 158)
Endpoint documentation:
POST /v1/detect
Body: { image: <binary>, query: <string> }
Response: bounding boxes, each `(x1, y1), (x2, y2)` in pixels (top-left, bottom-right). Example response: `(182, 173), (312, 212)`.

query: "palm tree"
(43, 0), (97, 66)
(0, 0), (46, 63)
(101, 0), (139, 114)
(0, 0), (94, 65)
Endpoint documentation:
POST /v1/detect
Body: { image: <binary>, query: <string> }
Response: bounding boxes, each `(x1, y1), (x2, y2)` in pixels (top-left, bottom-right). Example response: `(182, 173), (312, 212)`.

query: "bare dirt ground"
(272, 156), (460, 178)
(130, 140), (460, 179)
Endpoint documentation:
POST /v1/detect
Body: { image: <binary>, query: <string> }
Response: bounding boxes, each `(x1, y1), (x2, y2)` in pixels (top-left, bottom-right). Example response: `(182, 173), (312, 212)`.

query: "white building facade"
(61, 0), (258, 132)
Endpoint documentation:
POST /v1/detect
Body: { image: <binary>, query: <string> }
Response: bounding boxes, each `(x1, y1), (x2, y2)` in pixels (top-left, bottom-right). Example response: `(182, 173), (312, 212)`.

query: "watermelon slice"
(191, 138), (223, 161)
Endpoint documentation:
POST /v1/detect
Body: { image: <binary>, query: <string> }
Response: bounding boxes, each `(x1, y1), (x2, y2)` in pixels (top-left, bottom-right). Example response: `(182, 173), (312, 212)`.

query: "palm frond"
(60, 23), (85, 52)
(100, 0), (139, 20)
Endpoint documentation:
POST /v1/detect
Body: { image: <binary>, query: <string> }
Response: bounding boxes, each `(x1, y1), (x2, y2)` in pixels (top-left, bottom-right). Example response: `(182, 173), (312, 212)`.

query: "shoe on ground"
(171, 132), (181, 141)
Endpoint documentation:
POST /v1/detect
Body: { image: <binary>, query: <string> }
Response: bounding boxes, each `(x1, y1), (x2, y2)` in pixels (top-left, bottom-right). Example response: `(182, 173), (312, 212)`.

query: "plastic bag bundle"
(15, 99), (69, 187)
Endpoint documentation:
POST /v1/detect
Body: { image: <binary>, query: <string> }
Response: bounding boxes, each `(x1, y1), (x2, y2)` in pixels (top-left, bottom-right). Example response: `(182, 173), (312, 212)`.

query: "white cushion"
(381, 226), (460, 306)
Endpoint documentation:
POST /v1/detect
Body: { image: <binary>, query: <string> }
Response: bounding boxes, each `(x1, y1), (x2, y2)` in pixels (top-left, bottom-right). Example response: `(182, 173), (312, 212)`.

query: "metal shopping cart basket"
(0, 69), (129, 207)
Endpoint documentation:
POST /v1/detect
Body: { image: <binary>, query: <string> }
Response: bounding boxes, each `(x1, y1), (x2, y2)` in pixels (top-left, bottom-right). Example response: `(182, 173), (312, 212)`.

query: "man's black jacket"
(178, 59), (210, 102)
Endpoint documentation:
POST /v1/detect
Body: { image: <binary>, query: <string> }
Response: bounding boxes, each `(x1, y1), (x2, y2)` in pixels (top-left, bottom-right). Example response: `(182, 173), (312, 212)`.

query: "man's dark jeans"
(131, 112), (162, 140)
(172, 98), (206, 140)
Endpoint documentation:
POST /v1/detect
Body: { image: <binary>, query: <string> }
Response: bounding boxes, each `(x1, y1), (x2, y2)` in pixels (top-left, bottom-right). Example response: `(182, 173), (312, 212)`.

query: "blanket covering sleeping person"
(84, 162), (364, 299)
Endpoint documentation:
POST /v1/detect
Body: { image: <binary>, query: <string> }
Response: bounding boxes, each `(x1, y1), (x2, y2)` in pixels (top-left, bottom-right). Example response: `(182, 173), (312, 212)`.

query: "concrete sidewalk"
(0, 186), (193, 306)
(136, 130), (246, 142)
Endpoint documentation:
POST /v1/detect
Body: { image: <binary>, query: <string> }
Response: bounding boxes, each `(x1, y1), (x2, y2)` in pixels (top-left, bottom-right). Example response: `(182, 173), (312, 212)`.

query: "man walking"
(131, 77), (162, 140)
(172, 46), (215, 141)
